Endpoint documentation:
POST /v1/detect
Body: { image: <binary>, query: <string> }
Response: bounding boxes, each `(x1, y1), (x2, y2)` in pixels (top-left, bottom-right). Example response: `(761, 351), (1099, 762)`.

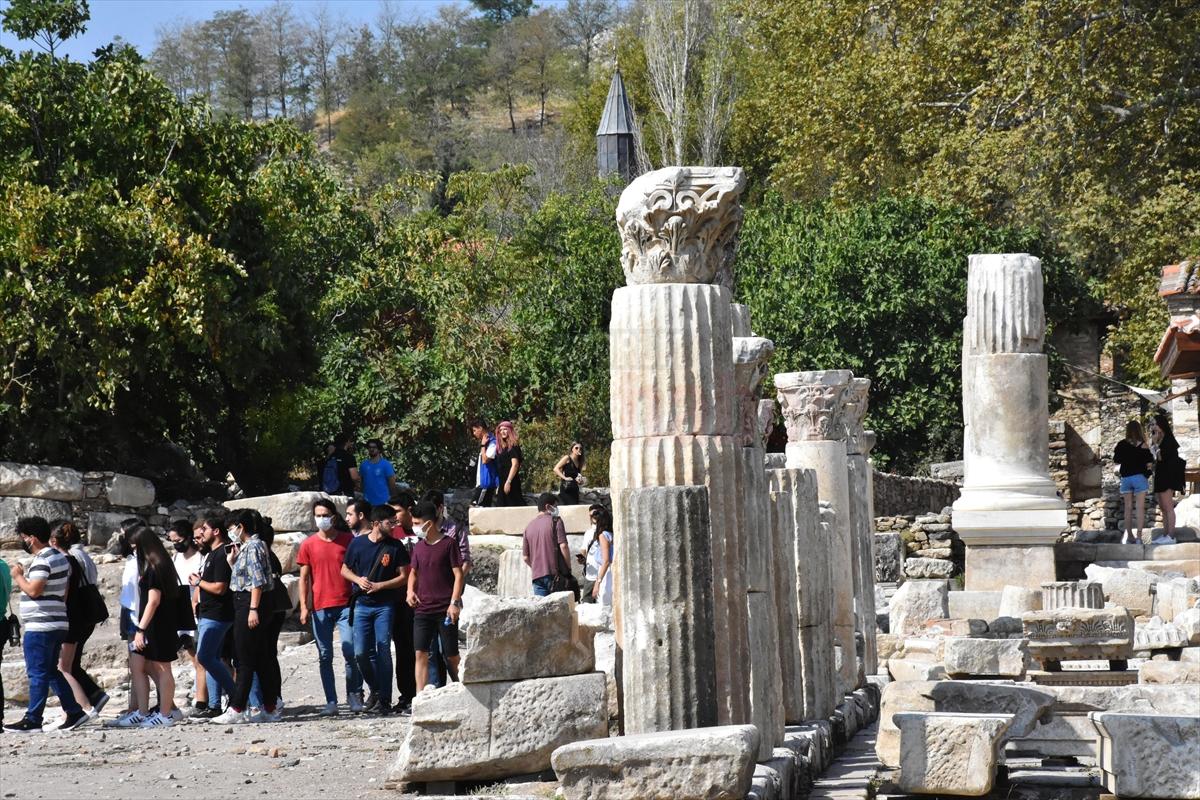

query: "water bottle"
(443, 615), (453, 627)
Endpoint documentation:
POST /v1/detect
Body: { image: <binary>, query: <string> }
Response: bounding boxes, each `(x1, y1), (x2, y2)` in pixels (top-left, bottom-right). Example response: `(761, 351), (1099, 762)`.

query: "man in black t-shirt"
(188, 516), (237, 718)
(317, 440), (359, 496)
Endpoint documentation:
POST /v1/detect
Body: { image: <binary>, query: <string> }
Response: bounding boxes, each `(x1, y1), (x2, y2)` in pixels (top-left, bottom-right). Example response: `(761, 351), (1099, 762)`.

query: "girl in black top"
(1151, 412), (1186, 543)
(494, 421), (524, 506)
(1113, 420), (1153, 545)
(554, 442), (585, 505)
(130, 527), (180, 727)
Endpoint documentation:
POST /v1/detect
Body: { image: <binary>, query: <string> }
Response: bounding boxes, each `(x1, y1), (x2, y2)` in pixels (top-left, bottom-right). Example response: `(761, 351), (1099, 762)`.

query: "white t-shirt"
(585, 530), (614, 606)
(173, 551), (203, 584)
(119, 555), (139, 612)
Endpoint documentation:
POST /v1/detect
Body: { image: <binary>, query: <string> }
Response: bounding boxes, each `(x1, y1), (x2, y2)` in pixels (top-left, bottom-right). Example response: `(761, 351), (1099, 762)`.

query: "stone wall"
(871, 472), (959, 517)
(875, 509), (962, 582)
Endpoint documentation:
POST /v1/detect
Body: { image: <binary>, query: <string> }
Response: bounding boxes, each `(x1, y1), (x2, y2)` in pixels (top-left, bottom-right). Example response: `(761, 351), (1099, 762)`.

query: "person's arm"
(553, 454), (569, 480)
(504, 456), (520, 491)
(371, 562), (409, 592)
(522, 531), (531, 567)
(13, 566), (45, 598)
(593, 535), (611, 597)
(248, 585), (263, 629)
(298, 563), (313, 625)
(132, 586), (162, 651)
(447, 565), (464, 623)
(341, 561), (371, 591)
(406, 563), (420, 608)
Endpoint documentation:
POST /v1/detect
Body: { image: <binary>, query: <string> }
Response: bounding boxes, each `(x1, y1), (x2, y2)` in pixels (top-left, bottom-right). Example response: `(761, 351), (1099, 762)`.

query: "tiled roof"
(1159, 260), (1200, 297)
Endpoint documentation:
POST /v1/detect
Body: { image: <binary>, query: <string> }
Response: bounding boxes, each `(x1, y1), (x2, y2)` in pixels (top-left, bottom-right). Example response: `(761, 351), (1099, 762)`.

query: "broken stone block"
(1135, 616), (1190, 651)
(877, 680), (1053, 767)
(390, 672), (607, 783)
(1155, 576), (1200, 622)
(496, 548), (533, 597)
(924, 618), (988, 637)
(904, 556), (955, 579)
(1041, 580), (1104, 610)
(551, 725), (758, 800)
(1084, 564), (1158, 617)
(1138, 660), (1200, 685)
(998, 585), (1042, 617)
(890, 579), (949, 636)
(895, 712), (1013, 796)
(105, 473), (155, 508)
(1021, 607), (1134, 666)
(875, 531), (904, 582)
(1091, 712), (1200, 799)
(0, 461), (83, 501)
(224, 491), (350, 533)
(0, 496), (73, 548)
(947, 590), (1002, 621)
(943, 637), (1028, 678)
(459, 592), (593, 683)
(271, 533), (304, 575)
(887, 656), (946, 682)
(1178, 608), (1200, 645)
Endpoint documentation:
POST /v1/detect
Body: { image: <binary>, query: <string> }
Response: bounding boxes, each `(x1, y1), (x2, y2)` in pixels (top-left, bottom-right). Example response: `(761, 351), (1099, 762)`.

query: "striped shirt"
(20, 546), (70, 632)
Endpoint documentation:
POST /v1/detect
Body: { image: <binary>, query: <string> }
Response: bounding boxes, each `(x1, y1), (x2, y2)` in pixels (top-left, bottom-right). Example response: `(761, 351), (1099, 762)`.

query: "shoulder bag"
(73, 556), (110, 626)
(549, 525), (581, 602)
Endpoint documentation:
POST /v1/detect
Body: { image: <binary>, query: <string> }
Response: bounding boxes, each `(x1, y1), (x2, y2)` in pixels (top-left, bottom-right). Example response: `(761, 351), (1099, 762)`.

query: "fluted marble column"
(777, 369), (858, 697)
(617, 486), (719, 733)
(609, 166), (751, 727)
(953, 254), (1068, 591)
(843, 377), (878, 679)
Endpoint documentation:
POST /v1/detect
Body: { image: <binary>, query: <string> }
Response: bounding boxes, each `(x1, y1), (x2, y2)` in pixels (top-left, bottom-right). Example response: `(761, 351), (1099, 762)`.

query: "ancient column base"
(956, 507), (1067, 592)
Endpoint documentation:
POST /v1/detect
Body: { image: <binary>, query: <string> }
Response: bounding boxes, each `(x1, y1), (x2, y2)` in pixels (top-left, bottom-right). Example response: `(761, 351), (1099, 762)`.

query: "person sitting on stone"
(1113, 419), (1154, 545)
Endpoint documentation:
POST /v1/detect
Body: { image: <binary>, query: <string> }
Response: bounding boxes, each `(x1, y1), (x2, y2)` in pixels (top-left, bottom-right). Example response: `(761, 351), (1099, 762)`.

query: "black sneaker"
(376, 704), (392, 717)
(90, 692), (111, 717)
(60, 710), (90, 731)
(363, 692), (379, 712)
(193, 706), (223, 719)
(397, 704), (412, 717)
(4, 718), (43, 733)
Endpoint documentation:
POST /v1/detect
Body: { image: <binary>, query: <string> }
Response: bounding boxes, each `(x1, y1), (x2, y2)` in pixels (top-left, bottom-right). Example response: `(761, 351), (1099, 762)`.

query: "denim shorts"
(1119, 473), (1150, 495)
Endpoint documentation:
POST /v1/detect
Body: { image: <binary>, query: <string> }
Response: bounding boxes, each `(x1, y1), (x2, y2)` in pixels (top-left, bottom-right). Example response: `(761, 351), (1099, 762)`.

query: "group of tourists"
(1114, 411), (1185, 545)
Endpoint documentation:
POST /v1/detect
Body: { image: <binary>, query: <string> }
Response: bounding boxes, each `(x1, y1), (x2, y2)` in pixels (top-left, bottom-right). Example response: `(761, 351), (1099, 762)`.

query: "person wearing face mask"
(408, 502), (464, 692)
(189, 515), (236, 719)
(166, 520), (207, 716)
(4, 517), (88, 733)
(298, 499), (363, 715)
(523, 494), (571, 598)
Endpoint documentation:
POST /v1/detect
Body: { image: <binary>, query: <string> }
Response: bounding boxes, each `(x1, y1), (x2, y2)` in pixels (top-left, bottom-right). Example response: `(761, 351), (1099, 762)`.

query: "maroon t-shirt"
(410, 535), (463, 616)
(523, 513), (568, 580)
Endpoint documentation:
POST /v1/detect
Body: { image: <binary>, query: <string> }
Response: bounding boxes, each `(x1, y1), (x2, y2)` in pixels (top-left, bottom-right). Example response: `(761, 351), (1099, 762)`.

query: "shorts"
(119, 607), (136, 641)
(1119, 474), (1150, 495)
(412, 612), (459, 658)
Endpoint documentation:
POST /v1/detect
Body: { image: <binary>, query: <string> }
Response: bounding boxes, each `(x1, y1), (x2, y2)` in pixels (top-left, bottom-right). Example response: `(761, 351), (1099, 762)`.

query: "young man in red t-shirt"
(297, 499), (363, 714)
(408, 501), (465, 692)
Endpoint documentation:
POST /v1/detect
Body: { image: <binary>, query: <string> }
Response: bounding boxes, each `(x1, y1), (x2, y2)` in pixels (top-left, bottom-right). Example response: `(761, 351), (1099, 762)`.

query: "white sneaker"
(320, 701), (338, 716)
(168, 708), (185, 722)
(210, 708), (249, 725)
(1151, 534), (1177, 546)
(347, 693), (365, 713)
(106, 710), (145, 728)
(139, 711), (174, 728)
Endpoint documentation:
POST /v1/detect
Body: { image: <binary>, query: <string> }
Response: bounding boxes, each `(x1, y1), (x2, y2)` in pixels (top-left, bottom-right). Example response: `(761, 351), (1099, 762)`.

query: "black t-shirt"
(343, 534), (410, 607)
(138, 565), (178, 632)
(1114, 440), (1153, 478)
(197, 546), (235, 622)
(495, 445), (523, 493)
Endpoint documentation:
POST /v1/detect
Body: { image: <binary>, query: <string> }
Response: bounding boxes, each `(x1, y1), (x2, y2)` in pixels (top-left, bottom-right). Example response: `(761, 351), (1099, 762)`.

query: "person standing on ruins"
(298, 499), (364, 715)
(1150, 411), (1184, 545)
(1114, 420), (1154, 544)
(494, 421), (524, 506)
(469, 419), (499, 507)
(408, 501), (465, 692)
(4, 517), (88, 733)
(341, 505), (410, 714)
(554, 442), (586, 505)
(523, 493), (572, 598)
(579, 506), (614, 606)
(357, 439), (398, 506)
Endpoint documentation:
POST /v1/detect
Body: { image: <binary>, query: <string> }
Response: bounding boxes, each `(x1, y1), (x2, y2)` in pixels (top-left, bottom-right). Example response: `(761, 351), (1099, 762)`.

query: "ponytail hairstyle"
(131, 526), (177, 600)
(50, 519), (83, 550)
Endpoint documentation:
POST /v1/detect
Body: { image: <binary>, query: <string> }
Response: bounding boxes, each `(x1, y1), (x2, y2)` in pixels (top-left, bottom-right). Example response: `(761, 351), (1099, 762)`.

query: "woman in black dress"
(1152, 412), (1186, 544)
(130, 527), (180, 727)
(554, 442), (585, 505)
(494, 421), (524, 506)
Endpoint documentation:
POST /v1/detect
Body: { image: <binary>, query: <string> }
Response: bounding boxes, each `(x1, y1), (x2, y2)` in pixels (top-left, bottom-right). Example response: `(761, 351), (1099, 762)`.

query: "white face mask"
(315, 516), (333, 532)
(549, 506), (560, 518)
(228, 525), (242, 540)
(414, 522), (430, 540)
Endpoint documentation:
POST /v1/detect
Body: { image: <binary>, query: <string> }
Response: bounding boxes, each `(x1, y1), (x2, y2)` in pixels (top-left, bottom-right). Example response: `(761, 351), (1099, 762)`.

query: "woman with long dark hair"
(129, 526), (180, 727)
(1151, 412), (1185, 545)
(50, 521), (107, 724)
(554, 442), (586, 505)
(211, 509), (280, 724)
(578, 506), (614, 605)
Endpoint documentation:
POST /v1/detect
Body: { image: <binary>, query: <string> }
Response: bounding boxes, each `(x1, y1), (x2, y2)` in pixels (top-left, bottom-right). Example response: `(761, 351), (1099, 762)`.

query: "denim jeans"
(195, 617), (235, 708)
(352, 603), (394, 706)
(312, 605), (361, 703)
(23, 629), (82, 724)
(532, 575), (555, 597)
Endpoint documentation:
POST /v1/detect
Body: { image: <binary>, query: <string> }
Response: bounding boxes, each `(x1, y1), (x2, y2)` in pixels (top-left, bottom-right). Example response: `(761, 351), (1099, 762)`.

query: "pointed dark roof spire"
(596, 69), (634, 136)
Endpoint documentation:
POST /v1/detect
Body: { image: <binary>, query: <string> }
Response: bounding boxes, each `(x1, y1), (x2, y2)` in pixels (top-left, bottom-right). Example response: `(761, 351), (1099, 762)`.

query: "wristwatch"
(451, 598), (463, 608)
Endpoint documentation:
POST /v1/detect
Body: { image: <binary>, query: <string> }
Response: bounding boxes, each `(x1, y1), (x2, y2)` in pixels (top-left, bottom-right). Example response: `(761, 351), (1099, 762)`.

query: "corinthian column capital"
(774, 370), (853, 443)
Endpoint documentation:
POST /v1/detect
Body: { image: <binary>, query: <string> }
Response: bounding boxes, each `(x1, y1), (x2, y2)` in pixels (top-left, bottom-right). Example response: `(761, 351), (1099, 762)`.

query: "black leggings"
(230, 593), (281, 711)
(261, 611), (285, 703)
(393, 599), (415, 704)
(67, 624), (103, 701)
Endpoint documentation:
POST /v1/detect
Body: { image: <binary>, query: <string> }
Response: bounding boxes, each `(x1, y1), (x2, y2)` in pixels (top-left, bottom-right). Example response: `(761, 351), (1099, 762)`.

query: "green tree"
(1, 0), (88, 58)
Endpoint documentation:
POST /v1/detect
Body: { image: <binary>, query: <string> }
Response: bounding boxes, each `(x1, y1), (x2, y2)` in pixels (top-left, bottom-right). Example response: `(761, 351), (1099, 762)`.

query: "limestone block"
(224, 492), (350, 533)
(468, 503), (592, 534)
(924, 618), (988, 637)
(766, 469), (803, 724)
(390, 672), (608, 783)
(905, 557), (955, 579)
(1, 661), (29, 702)
(86, 510), (136, 548)
(1091, 712), (1200, 799)
(847, 452), (878, 677)
(943, 637), (1027, 678)
(738, 449), (771, 592)
(271, 532), (305, 574)
(280, 574), (300, 610)
(551, 724), (758, 800)
(798, 623), (837, 721)
(1178, 608), (1200, 644)
(875, 532), (904, 582)
(963, 253), (1046, 356)
(0, 496), (73, 548)
(947, 591), (1003, 621)
(877, 633), (904, 663)
(610, 435), (747, 725)
(1156, 576), (1200, 621)
(890, 580), (949, 636)
(895, 712), (1014, 796)
(1022, 607), (1134, 664)
(730, 302), (752, 337)
(1084, 564), (1158, 617)
(615, 166), (745, 288)
(459, 592), (593, 683)
(1135, 617), (1190, 650)
(877, 680), (1054, 767)
(998, 586), (1042, 617)
(0, 462), (83, 501)
(574, 602), (612, 634)
(963, 544), (1059, 593)
(496, 548), (534, 597)
(747, 591), (784, 759)
(1041, 580), (1104, 610)
(609, 283), (735, 438)
(617, 486), (719, 733)
(105, 473), (155, 508)
(1138, 660), (1200, 684)
(887, 656), (946, 682)
(791, 476), (829, 628)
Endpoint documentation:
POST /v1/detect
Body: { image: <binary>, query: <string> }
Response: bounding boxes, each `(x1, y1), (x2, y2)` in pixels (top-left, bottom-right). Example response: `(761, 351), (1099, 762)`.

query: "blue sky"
(0, 0), (470, 61)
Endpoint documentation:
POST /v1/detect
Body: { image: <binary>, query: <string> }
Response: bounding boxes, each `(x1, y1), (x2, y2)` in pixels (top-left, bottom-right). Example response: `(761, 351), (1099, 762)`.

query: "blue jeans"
(352, 603), (394, 706)
(23, 629), (82, 724)
(312, 605), (361, 703)
(196, 617), (235, 708)
(532, 575), (555, 597)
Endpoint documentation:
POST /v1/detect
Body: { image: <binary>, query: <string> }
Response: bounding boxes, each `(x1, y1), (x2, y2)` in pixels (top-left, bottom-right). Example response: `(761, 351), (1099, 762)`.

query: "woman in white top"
(167, 520), (207, 715)
(580, 506), (614, 606)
